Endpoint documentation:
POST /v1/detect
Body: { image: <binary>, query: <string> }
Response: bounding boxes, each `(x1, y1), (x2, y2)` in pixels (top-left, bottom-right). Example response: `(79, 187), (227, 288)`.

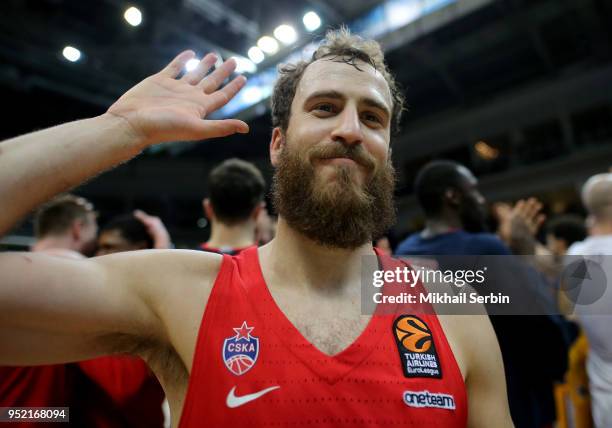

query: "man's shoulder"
(94, 249), (225, 286)
(395, 232), (423, 254)
(462, 232), (511, 255)
(568, 235), (612, 256)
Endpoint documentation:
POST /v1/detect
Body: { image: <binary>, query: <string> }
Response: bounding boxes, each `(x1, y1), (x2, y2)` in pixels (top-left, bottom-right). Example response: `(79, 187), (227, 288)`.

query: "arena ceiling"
(2, 0), (612, 244)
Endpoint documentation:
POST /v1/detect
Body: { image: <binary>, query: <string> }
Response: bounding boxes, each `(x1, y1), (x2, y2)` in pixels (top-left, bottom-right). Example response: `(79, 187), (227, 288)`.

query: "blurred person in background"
(97, 210), (172, 255)
(74, 210), (170, 428)
(30, 194), (98, 258)
(255, 205), (277, 246)
(0, 194), (96, 424)
(546, 215), (587, 258)
(199, 158), (265, 254)
(396, 160), (568, 428)
(567, 172), (612, 428)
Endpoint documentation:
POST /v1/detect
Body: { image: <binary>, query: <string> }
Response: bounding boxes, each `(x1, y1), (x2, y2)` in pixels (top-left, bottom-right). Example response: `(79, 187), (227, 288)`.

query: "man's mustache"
(308, 144), (377, 171)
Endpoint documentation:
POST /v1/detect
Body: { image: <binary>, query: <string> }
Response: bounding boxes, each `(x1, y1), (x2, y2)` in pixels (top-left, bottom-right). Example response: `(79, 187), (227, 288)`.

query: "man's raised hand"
(106, 51), (249, 146)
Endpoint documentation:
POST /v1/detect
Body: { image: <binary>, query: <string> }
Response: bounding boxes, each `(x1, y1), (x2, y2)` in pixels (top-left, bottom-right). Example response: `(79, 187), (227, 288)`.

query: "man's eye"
(363, 112), (382, 124)
(314, 104), (334, 113)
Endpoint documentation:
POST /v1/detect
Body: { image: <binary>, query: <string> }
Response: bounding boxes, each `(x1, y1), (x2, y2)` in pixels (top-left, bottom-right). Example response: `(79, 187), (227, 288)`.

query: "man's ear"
(203, 198), (215, 220)
(70, 219), (83, 241)
(445, 188), (462, 206)
(251, 202), (265, 221)
(270, 127), (285, 167)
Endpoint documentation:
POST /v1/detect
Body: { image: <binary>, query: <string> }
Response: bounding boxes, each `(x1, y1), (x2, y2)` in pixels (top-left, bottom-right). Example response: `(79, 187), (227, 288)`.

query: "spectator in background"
(255, 205), (277, 246)
(0, 194), (96, 423)
(199, 158), (265, 254)
(31, 194), (98, 258)
(546, 214), (587, 258)
(75, 210), (170, 428)
(96, 210), (171, 255)
(395, 160), (568, 428)
(567, 172), (612, 428)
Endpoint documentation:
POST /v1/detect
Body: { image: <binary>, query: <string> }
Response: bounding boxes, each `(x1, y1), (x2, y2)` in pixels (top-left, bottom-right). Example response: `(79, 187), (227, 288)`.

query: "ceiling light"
(257, 36), (279, 55)
(62, 46), (81, 62)
(242, 86), (263, 104)
(303, 11), (321, 32)
(273, 24), (297, 45)
(185, 58), (200, 72)
(474, 141), (500, 160)
(234, 56), (257, 74)
(124, 6), (142, 27)
(248, 46), (265, 64)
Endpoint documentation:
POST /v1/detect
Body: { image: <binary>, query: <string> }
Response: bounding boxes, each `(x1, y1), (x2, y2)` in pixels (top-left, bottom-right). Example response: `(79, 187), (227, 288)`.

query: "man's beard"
(272, 142), (396, 249)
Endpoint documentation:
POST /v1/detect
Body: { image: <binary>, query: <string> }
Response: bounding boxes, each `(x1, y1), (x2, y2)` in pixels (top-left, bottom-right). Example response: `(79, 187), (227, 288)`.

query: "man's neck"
(590, 220), (612, 236)
(31, 235), (78, 253)
(206, 221), (255, 250)
(31, 236), (85, 259)
(259, 218), (374, 293)
(421, 216), (462, 239)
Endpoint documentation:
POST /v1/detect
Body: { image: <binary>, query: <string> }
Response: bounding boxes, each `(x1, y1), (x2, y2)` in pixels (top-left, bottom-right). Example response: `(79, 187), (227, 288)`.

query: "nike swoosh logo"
(226, 385), (280, 408)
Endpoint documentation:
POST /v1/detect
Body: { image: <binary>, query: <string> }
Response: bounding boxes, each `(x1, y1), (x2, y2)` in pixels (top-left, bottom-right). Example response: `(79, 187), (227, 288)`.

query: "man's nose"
(330, 107), (364, 146)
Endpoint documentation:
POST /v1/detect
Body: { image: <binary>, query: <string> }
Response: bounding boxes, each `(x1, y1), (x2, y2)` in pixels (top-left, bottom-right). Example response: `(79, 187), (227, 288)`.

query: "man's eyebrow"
(304, 90), (391, 118)
(303, 90), (346, 104)
(362, 97), (391, 119)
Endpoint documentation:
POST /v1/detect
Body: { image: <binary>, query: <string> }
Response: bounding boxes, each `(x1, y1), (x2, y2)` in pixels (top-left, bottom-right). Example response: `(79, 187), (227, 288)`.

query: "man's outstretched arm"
(0, 50), (247, 236)
(0, 248), (222, 366)
(0, 50), (245, 364)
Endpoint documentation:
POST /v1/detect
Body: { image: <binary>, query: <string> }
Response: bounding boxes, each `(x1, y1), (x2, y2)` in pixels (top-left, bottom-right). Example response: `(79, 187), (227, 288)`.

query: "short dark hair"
(101, 214), (154, 248)
(34, 194), (95, 238)
(546, 215), (586, 246)
(208, 158), (265, 225)
(414, 160), (465, 216)
(271, 27), (405, 135)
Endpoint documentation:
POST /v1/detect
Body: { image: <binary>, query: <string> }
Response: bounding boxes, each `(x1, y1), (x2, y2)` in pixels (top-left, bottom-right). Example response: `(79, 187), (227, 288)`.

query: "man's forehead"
(296, 58), (392, 107)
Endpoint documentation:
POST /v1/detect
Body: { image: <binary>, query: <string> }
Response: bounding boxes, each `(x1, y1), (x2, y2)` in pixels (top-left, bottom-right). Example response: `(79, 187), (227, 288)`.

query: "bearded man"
(0, 29), (513, 427)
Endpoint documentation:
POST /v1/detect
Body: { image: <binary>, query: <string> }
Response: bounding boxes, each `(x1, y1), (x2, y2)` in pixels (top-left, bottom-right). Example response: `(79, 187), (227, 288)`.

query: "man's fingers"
(198, 58), (237, 93)
(133, 209), (153, 225)
(524, 198), (542, 220)
(496, 203), (512, 216)
(204, 75), (247, 113)
(181, 53), (217, 85)
(191, 119), (249, 140)
(159, 51), (195, 78)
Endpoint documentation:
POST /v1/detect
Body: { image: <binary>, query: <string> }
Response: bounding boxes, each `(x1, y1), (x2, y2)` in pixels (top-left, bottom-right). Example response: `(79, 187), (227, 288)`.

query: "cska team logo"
(222, 321), (260, 376)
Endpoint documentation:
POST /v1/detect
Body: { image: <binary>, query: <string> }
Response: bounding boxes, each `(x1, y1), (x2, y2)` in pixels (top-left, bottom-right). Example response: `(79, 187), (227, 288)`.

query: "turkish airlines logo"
(394, 316), (432, 353)
(226, 386), (280, 408)
(392, 315), (442, 379)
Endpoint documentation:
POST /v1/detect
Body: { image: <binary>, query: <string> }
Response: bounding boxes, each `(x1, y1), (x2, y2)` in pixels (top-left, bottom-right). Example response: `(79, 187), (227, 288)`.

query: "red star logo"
(233, 321), (254, 341)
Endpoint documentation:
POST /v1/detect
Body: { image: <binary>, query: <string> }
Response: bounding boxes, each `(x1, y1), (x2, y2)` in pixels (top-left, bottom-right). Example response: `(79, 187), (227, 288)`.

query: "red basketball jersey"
(0, 365), (73, 428)
(74, 356), (165, 428)
(179, 247), (467, 427)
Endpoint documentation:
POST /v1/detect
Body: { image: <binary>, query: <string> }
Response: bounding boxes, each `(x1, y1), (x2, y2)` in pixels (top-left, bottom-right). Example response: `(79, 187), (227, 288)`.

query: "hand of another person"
(107, 51), (248, 147)
(134, 210), (172, 249)
(495, 198), (545, 254)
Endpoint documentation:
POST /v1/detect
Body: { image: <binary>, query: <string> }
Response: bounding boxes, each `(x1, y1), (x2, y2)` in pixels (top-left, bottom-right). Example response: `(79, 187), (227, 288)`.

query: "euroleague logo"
(394, 316), (432, 353)
(222, 321), (260, 376)
(393, 315), (442, 379)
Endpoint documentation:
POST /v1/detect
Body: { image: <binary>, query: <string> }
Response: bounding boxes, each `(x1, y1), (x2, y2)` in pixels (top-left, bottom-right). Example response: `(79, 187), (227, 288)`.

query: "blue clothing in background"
(395, 230), (511, 256)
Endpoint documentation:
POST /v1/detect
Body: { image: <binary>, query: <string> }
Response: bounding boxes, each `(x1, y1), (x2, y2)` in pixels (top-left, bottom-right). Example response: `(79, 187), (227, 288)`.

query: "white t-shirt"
(567, 235), (612, 428)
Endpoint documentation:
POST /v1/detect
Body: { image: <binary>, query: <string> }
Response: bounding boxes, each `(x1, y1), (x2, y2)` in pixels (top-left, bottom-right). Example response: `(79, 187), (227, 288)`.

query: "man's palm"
(107, 51), (248, 146)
